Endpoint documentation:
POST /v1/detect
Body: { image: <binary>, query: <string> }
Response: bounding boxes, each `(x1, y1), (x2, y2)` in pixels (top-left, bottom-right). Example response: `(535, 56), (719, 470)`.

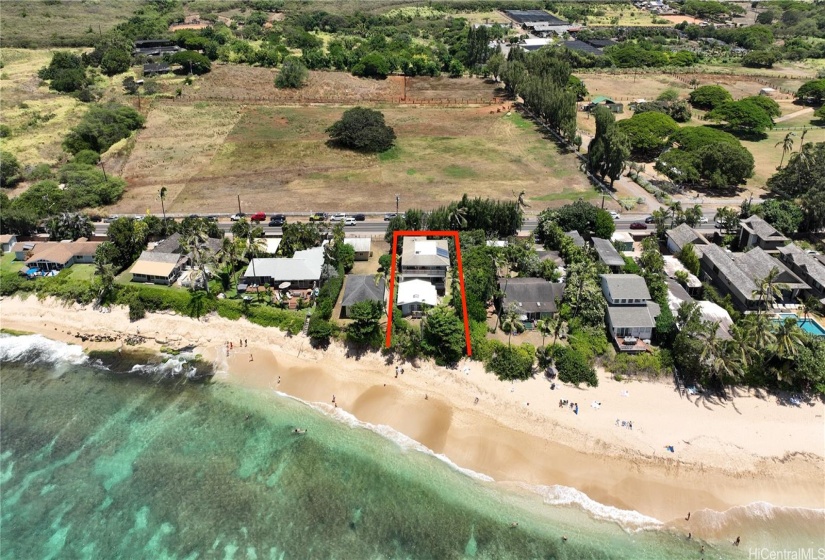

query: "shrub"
(63, 103), (144, 155)
(486, 342), (535, 380)
(73, 149), (100, 165)
(688, 85), (732, 110)
(352, 52), (390, 79)
(169, 51), (212, 75)
(554, 346), (598, 387)
(0, 124), (11, 138)
(275, 57), (308, 89)
(129, 300), (146, 321)
(0, 151), (22, 188)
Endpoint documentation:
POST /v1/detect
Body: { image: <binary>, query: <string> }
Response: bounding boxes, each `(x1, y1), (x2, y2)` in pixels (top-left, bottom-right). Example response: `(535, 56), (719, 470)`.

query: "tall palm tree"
(94, 260), (115, 304)
(183, 223), (213, 294)
(159, 187), (167, 221)
(535, 316), (557, 347)
(752, 267), (788, 314)
(773, 317), (805, 360)
(742, 312), (777, 352)
(725, 323), (754, 371)
(449, 205), (468, 230)
(775, 132), (795, 169)
(217, 236), (243, 288)
(797, 128), (808, 153)
(669, 201), (684, 228)
(499, 303), (524, 347)
(513, 190), (531, 215)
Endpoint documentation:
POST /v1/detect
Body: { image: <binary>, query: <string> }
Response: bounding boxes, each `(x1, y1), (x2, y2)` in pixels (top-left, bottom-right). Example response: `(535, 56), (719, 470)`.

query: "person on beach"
(424, 394), (428, 400)
(332, 394), (336, 404)
(277, 376), (281, 384)
(685, 512), (691, 521)
(249, 354), (253, 361)
(734, 537), (740, 546)
(687, 533), (691, 540)
(474, 397), (479, 405)
(244, 339), (248, 347)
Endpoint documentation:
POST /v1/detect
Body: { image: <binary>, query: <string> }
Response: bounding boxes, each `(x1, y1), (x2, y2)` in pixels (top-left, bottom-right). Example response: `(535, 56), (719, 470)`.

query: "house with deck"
(341, 275), (386, 318)
(15, 239), (100, 272)
(737, 216), (789, 252)
(499, 278), (565, 327)
(400, 237), (449, 295)
(396, 279), (438, 317)
(601, 274), (660, 351)
(777, 244), (825, 304)
(130, 251), (187, 285)
(242, 246), (330, 289)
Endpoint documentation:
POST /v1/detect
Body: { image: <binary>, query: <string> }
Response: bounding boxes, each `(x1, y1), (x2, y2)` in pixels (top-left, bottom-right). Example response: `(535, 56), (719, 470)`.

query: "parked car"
(188, 214), (199, 219)
(329, 213), (347, 222)
(698, 216), (709, 224)
(644, 215), (655, 224)
(630, 222), (648, 230)
(383, 213), (397, 221)
(269, 214), (286, 227)
(205, 215), (218, 221)
(343, 217), (357, 226)
(230, 213), (246, 221)
(610, 211), (620, 219)
(309, 212), (328, 222)
(250, 212), (266, 222)
(353, 213), (366, 221)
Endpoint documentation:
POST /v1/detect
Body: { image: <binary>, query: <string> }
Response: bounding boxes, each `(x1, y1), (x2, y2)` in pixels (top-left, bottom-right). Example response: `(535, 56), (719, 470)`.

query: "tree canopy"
(796, 79), (825, 104)
(706, 99), (774, 135)
(63, 103), (145, 155)
(0, 151), (22, 189)
(656, 126), (754, 189)
(617, 111), (679, 160)
(688, 85), (732, 110)
(326, 107), (396, 153)
(421, 305), (466, 365)
(275, 57), (308, 88)
(588, 106), (629, 186)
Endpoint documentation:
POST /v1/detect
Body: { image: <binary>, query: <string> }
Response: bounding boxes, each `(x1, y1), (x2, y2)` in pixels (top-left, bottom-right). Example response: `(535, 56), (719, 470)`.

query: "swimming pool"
(776, 314), (825, 336)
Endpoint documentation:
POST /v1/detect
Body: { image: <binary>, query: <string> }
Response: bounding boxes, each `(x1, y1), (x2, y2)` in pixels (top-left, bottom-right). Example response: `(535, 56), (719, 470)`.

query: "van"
(250, 212), (266, 222)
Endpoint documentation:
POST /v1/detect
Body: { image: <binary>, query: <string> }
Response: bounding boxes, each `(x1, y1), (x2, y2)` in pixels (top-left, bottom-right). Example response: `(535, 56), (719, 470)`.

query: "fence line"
(178, 94), (505, 106)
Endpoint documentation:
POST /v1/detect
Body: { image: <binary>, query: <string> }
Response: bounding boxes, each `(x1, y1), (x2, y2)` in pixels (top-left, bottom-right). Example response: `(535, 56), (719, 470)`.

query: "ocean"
(0, 334), (791, 559)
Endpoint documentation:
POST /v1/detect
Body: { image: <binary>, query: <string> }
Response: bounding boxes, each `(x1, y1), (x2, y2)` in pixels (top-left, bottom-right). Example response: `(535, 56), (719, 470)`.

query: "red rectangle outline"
(385, 230), (472, 356)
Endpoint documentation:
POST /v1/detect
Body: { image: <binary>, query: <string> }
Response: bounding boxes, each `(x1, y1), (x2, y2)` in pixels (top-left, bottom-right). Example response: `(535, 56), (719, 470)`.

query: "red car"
(630, 222), (648, 230)
(250, 212), (266, 222)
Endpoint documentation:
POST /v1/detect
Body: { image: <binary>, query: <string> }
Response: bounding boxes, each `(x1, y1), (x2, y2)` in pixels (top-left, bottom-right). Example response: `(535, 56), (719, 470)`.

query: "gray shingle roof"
(592, 237), (625, 267)
(667, 223), (708, 252)
(607, 302), (660, 328)
(500, 278), (564, 314)
(734, 247), (809, 290)
(778, 244), (825, 288)
(341, 275), (385, 307)
(136, 250), (185, 264)
(741, 216), (788, 242)
(601, 274), (652, 301)
(152, 233), (183, 254)
(564, 230), (585, 248)
(701, 244), (757, 298)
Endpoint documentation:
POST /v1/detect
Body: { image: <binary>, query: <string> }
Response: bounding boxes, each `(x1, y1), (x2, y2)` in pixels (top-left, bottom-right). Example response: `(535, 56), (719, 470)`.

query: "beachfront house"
(601, 274), (661, 351)
(737, 216), (789, 252)
(700, 245), (809, 311)
(777, 244), (825, 304)
(344, 237), (372, 261)
(396, 279), (438, 317)
(662, 255), (702, 297)
(0, 234), (17, 253)
(16, 239), (100, 272)
(498, 278), (565, 327)
(611, 231), (634, 253)
(667, 278), (732, 340)
(130, 251), (188, 285)
(592, 237), (625, 272)
(400, 237), (449, 295)
(341, 275), (386, 318)
(666, 223), (709, 256)
(242, 246), (329, 289)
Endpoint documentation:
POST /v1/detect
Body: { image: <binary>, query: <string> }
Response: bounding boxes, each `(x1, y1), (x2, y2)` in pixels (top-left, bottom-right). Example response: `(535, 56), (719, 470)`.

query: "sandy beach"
(2, 295), (823, 541)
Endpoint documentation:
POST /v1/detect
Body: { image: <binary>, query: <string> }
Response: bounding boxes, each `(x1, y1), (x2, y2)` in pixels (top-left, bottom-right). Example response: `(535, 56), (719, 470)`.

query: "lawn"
(0, 0), (136, 48)
(113, 102), (592, 214)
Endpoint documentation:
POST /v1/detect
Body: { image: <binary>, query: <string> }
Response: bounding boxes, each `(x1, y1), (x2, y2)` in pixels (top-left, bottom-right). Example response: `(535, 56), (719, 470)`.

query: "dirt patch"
(658, 15), (704, 25)
(111, 103), (591, 214)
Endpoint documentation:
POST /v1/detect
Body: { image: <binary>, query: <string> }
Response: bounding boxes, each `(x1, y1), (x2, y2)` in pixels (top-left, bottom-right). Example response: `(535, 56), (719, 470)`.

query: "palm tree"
(94, 260), (115, 304)
(775, 132), (795, 169)
(743, 312), (777, 351)
(773, 317), (805, 360)
(669, 201), (684, 228)
(499, 303), (524, 347)
(159, 187), (167, 221)
(217, 236), (243, 288)
(183, 223), (213, 294)
(449, 205), (468, 230)
(725, 324), (754, 371)
(798, 128), (808, 153)
(752, 267), (788, 314)
(535, 316), (557, 346)
(513, 190), (531, 215)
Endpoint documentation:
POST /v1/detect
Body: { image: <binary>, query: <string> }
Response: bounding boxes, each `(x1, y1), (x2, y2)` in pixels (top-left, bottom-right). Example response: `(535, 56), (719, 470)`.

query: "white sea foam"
(521, 482), (664, 533)
(130, 352), (203, 379)
(0, 334), (88, 366)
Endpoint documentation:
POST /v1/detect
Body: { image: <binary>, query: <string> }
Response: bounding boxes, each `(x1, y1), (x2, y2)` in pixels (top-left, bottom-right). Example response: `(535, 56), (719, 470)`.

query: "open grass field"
(743, 115), (825, 187)
(0, 0), (136, 48)
(112, 101), (590, 214)
(0, 48), (88, 167)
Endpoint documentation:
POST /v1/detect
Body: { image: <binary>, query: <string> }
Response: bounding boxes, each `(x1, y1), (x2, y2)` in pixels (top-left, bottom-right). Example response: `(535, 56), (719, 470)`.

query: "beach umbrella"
(279, 282), (291, 289)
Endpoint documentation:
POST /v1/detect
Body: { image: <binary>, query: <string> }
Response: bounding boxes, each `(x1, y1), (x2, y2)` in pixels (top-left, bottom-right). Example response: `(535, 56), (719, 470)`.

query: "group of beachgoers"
(615, 419), (634, 430)
(558, 400), (579, 414)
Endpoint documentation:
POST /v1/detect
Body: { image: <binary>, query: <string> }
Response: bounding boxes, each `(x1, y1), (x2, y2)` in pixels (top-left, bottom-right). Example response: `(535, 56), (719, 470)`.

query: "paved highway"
(93, 214), (720, 237)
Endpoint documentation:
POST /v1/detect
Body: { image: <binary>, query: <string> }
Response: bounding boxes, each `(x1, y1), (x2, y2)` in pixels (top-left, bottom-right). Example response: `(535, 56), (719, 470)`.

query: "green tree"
(278, 222), (323, 257)
(593, 209), (616, 239)
(47, 212), (93, 241)
(616, 111), (679, 161)
(346, 300), (384, 346)
(499, 303), (525, 347)
(714, 206), (740, 235)
(0, 151), (22, 188)
(352, 52), (390, 79)
(742, 50), (777, 69)
(487, 343), (535, 380)
(707, 99), (774, 135)
(100, 48), (131, 76)
(169, 50), (212, 74)
(326, 107), (396, 153)
(677, 243), (700, 276)
(587, 107), (629, 186)
(38, 51), (89, 93)
(275, 56), (308, 88)
(688, 85), (732, 110)
(105, 217), (148, 271)
(554, 346), (598, 387)
(421, 305), (465, 365)
(775, 132), (795, 169)
(62, 103), (144, 154)
(795, 79), (825, 105)
(767, 141), (825, 200)
(752, 199), (803, 237)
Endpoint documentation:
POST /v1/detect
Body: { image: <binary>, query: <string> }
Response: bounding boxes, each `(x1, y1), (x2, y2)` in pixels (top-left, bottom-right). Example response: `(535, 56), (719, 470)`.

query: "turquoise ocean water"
(0, 335), (761, 559)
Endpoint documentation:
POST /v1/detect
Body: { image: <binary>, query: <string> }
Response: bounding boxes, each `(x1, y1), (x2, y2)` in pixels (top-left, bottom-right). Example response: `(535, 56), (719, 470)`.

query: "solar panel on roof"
(436, 247), (449, 259)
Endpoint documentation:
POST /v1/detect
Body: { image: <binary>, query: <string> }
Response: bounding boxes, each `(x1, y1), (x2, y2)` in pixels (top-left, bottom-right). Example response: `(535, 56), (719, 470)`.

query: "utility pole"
(395, 194), (400, 215)
(237, 194), (242, 215)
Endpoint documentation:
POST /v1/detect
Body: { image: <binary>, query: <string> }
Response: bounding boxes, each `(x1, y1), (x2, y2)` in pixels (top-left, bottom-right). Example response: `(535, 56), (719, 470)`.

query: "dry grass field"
(0, 0), (135, 48)
(0, 48), (88, 167)
(112, 101), (590, 214)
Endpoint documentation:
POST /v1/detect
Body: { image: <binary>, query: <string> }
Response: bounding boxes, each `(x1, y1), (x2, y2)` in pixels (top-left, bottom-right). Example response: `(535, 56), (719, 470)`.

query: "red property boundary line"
(385, 230), (472, 356)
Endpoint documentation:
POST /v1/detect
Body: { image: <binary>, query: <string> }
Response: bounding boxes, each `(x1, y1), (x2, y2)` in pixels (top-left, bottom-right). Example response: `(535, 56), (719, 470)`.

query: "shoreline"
(2, 295), (823, 541)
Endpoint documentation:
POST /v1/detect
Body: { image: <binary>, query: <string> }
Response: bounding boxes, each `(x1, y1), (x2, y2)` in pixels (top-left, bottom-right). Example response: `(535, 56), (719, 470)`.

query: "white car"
(609, 211), (620, 219)
(698, 216), (709, 224)
(230, 213), (246, 222)
(343, 217), (356, 226)
(329, 213), (347, 222)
